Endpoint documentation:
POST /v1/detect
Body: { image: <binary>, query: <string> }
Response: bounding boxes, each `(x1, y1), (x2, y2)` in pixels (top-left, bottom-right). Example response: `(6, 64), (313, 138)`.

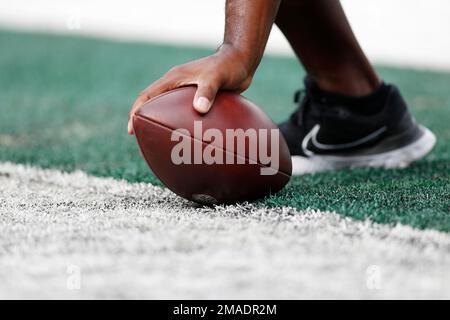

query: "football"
(133, 86), (292, 204)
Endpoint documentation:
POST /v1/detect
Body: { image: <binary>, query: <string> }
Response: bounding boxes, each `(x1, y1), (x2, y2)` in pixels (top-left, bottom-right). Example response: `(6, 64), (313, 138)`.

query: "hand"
(127, 44), (253, 135)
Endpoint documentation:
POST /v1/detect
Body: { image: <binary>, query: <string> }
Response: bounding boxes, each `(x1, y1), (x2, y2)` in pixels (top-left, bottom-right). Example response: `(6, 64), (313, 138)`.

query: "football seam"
(134, 114), (292, 178)
(140, 86), (254, 110)
(141, 86), (196, 106)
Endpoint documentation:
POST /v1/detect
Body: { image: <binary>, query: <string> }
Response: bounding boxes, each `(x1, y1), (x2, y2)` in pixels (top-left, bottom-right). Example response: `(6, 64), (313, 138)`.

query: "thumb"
(193, 82), (219, 114)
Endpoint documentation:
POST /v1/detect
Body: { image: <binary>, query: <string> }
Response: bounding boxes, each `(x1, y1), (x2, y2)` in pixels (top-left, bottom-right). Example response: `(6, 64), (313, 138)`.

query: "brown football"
(133, 86), (292, 204)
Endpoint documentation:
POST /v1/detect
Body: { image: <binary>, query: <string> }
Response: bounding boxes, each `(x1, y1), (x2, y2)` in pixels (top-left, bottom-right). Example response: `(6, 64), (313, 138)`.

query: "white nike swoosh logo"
(302, 125), (387, 156)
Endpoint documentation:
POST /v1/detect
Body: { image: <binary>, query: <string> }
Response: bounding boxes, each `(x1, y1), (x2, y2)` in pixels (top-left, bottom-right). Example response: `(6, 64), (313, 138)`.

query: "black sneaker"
(279, 78), (436, 175)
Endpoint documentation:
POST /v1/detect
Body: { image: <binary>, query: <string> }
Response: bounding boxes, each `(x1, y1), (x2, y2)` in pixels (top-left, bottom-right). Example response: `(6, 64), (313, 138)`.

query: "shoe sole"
(291, 125), (437, 175)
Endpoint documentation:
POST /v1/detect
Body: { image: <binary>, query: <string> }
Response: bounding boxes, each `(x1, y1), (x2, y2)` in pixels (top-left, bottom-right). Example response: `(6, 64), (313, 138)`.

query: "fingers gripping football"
(127, 47), (253, 135)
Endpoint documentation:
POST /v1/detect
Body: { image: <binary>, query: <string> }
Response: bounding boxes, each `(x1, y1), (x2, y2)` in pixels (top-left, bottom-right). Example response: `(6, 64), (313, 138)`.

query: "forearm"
(221, 0), (281, 76)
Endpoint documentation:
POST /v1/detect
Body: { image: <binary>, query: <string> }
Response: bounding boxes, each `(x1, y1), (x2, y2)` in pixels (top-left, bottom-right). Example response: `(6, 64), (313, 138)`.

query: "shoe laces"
(294, 89), (306, 104)
(291, 89), (320, 126)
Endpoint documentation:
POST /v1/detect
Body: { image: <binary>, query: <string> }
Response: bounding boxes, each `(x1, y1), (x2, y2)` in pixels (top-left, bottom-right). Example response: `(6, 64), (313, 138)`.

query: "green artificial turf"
(0, 30), (449, 231)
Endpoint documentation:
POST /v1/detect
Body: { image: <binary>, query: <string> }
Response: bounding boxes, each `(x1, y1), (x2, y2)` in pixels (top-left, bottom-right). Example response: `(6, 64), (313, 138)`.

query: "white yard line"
(0, 0), (449, 71)
(0, 162), (449, 299)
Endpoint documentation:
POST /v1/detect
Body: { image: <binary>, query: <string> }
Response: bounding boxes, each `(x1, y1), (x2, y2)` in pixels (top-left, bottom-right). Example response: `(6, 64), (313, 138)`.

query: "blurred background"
(1, 0), (450, 70)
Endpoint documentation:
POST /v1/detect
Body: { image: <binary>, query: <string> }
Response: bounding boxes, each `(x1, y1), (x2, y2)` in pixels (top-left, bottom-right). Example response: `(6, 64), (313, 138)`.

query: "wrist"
(216, 43), (257, 78)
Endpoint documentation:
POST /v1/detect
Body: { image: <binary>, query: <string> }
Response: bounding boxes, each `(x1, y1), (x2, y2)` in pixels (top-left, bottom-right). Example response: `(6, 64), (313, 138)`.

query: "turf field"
(1, 162), (449, 299)
(1, 30), (448, 230)
(0, 30), (449, 298)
